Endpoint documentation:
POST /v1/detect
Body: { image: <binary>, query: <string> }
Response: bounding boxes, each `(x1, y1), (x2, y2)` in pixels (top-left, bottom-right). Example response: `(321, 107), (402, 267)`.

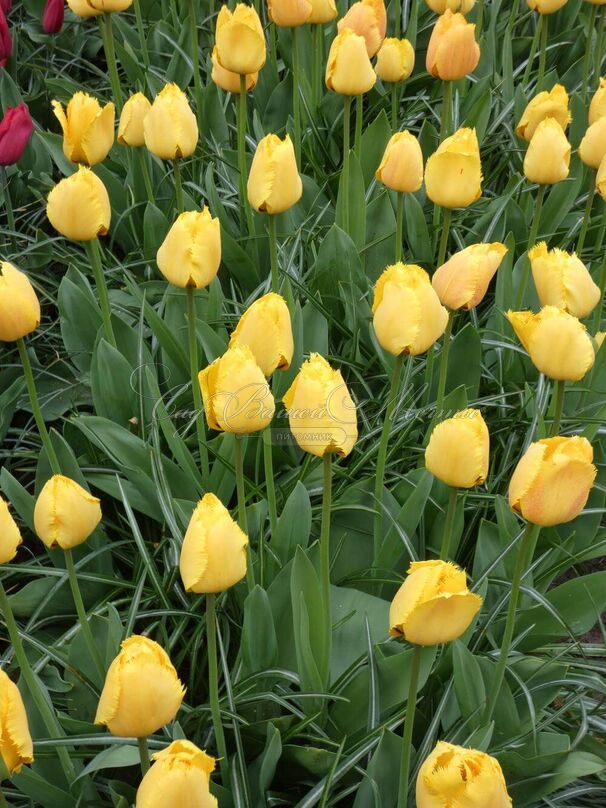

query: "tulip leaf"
(335, 151), (366, 252)
(359, 111), (391, 189)
(272, 481), (312, 568)
(75, 746), (140, 782)
(453, 640), (486, 727)
(241, 585), (278, 675)
(290, 547), (328, 698)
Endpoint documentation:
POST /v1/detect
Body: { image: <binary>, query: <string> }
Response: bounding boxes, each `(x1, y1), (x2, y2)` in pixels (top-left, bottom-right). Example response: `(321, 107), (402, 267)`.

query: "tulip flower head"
(0, 497), (22, 564)
(43, 0), (65, 33)
(215, 4), (266, 75)
(229, 293), (294, 376)
(375, 131), (424, 192)
(247, 133), (302, 214)
(117, 93), (151, 147)
(425, 127), (482, 208)
(211, 47), (258, 93)
(157, 208), (221, 289)
(0, 0), (10, 11)
(516, 84), (571, 141)
(180, 494), (248, 594)
(375, 38), (415, 82)
(144, 84), (198, 160)
(529, 242), (600, 318)
(0, 9), (12, 67)
(67, 0), (102, 16)
(0, 669), (34, 774)
(325, 28), (377, 95)
(96, 636), (185, 737)
(389, 560), (482, 645)
(589, 77), (606, 124)
(425, 409), (489, 488)
(52, 92), (115, 165)
(509, 436), (596, 526)
(309, 0), (337, 22)
(523, 117), (570, 184)
(0, 262), (40, 341)
(432, 242), (507, 310)
(425, 0), (476, 11)
(47, 165), (111, 241)
(85, 0), (133, 10)
(283, 353), (358, 458)
(579, 116), (606, 169)
(0, 102), (33, 165)
(337, 0), (387, 57)
(267, 0), (312, 27)
(426, 9), (480, 81)
(527, 0), (567, 12)
(416, 742), (512, 808)
(34, 474), (102, 550)
(597, 153), (606, 200)
(136, 741), (217, 808)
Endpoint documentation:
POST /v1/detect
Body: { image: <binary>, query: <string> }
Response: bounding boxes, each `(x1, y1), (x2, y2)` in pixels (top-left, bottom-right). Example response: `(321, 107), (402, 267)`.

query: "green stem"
(577, 185), (595, 256)
(137, 736), (150, 775)
(439, 81), (453, 141)
(595, 7), (606, 90)
(262, 427), (277, 588)
(206, 594), (229, 786)
(133, 0), (150, 69)
(312, 24), (323, 114)
(270, 22), (278, 75)
(235, 436), (254, 590)
(186, 287), (210, 490)
(406, 0), (418, 47)
(1, 166), (15, 248)
(320, 454), (332, 689)
(436, 207), (452, 268)
(507, 0), (520, 32)
(237, 75), (249, 236)
(0, 580), (76, 784)
(397, 645), (422, 808)
(64, 549), (105, 682)
(582, 5), (598, 102)
(550, 379), (565, 436)
(268, 214), (279, 292)
(516, 184), (545, 309)
(391, 83), (399, 131)
(476, 0), (485, 38)
(292, 26), (301, 168)
(482, 523), (541, 725)
(342, 96), (352, 234)
(137, 148), (154, 204)
(537, 14), (549, 92)
(173, 159), (184, 213)
(16, 339), (61, 475)
(373, 353), (405, 570)
(99, 13), (122, 111)
(395, 193), (404, 262)
(435, 311), (454, 416)
(86, 238), (116, 348)
(354, 94), (363, 157)
(395, 0), (402, 38)
(439, 487), (458, 560)
(189, 0), (204, 129)
(591, 208), (606, 333)
(522, 16), (542, 87)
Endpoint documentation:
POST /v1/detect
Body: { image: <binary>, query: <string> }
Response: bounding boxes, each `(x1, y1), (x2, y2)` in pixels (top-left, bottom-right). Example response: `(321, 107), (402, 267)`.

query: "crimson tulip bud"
(0, 9), (12, 67)
(43, 0), (64, 33)
(0, 103), (33, 166)
(0, 0), (10, 14)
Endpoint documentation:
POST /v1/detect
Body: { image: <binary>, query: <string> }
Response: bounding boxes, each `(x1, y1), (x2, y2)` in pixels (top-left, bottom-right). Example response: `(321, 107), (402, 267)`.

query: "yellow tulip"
(180, 494), (248, 594)
(515, 83), (571, 141)
(597, 153), (606, 200)
(229, 292), (294, 376)
(579, 116), (606, 169)
(389, 560), (482, 645)
(156, 208), (221, 289)
(0, 669), (33, 774)
(507, 307), (595, 381)
(375, 131), (423, 193)
(86, 0), (133, 10)
(47, 166), (111, 241)
(211, 47), (258, 93)
(527, 0), (567, 12)
(432, 242), (507, 310)
(372, 263), (448, 355)
(523, 117), (570, 184)
(247, 134), (302, 214)
(425, 0), (476, 11)
(117, 93), (151, 147)
(215, 4), (266, 75)
(426, 10), (480, 81)
(337, 0), (387, 57)
(416, 742), (512, 808)
(509, 436), (596, 526)
(143, 84), (198, 160)
(424, 127), (482, 208)
(52, 92), (115, 166)
(309, 0), (337, 22)
(67, 0), (102, 16)
(268, 0), (312, 26)
(325, 28), (377, 95)
(375, 38), (415, 83)
(0, 262), (40, 342)
(136, 740), (217, 808)
(95, 636), (185, 737)
(589, 77), (606, 124)
(283, 353), (358, 458)
(199, 345), (275, 434)
(34, 474), (102, 550)
(425, 409), (489, 488)
(0, 497), (22, 564)
(529, 242), (600, 318)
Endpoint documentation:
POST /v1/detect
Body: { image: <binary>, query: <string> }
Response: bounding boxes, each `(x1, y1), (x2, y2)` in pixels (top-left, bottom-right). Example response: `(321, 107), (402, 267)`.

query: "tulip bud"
(86, 0), (133, 10)
(117, 93), (151, 147)
(589, 77), (606, 125)
(416, 742), (512, 808)
(529, 242), (600, 318)
(215, 4), (266, 75)
(144, 84), (198, 160)
(509, 436), (596, 526)
(43, 0), (64, 33)
(95, 636), (185, 737)
(0, 262), (41, 342)
(34, 475), (102, 550)
(67, 0), (102, 16)
(199, 345), (275, 434)
(0, 669), (33, 774)
(424, 127), (482, 208)
(597, 153), (606, 200)
(309, 0), (337, 23)
(0, 0), (10, 12)
(523, 117), (570, 185)
(268, 0), (312, 26)
(47, 166), (111, 241)
(432, 242), (507, 310)
(136, 740), (217, 808)
(426, 10), (480, 81)
(527, 0), (567, 12)
(507, 307), (595, 381)
(0, 9), (12, 67)
(247, 133), (302, 214)
(425, 409), (489, 488)
(229, 292), (294, 376)
(375, 131), (423, 192)
(516, 83), (571, 141)
(579, 116), (606, 169)
(283, 353), (358, 458)
(375, 38), (415, 83)
(211, 46), (258, 93)
(425, 0), (475, 12)
(0, 497), (22, 564)
(389, 560), (482, 645)
(180, 494), (248, 594)
(325, 28), (377, 95)
(337, 0), (387, 57)
(372, 263), (448, 355)
(0, 102), (33, 166)
(52, 92), (115, 166)
(157, 208), (221, 289)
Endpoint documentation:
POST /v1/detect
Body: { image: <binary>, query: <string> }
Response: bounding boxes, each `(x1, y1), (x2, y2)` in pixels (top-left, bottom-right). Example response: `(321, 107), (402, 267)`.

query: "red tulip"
(43, 0), (64, 33)
(0, 103), (34, 165)
(0, 9), (11, 67)
(0, 1), (11, 14)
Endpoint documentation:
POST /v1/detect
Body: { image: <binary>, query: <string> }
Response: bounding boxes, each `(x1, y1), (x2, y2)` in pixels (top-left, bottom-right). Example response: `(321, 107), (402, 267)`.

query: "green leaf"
(453, 640), (486, 727)
(272, 481), (312, 568)
(335, 151), (366, 251)
(241, 585), (278, 674)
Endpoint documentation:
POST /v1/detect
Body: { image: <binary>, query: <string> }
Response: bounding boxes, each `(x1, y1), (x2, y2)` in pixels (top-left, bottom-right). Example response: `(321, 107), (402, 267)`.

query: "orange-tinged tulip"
(0, 669), (33, 774)
(117, 93), (151, 147)
(426, 9), (480, 80)
(425, 409), (489, 488)
(229, 292), (294, 376)
(215, 4), (266, 75)
(432, 242), (507, 309)
(143, 84), (198, 160)
(47, 166), (111, 241)
(247, 133), (302, 214)
(136, 741), (217, 808)
(0, 497), (22, 564)
(375, 37), (415, 82)
(211, 47), (258, 93)
(529, 242), (600, 318)
(34, 474), (102, 550)
(156, 208), (221, 289)
(527, 0), (567, 12)
(579, 116), (606, 169)
(52, 92), (115, 166)
(589, 77), (606, 124)
(523, 117), (570, 184)
(267, 0), (312, 26)
(425, 0), (475, 11)
(337, 0), (386, 58)
(325, 28), (377, 94)
(309, 0), (337, 22)
(516, 84), (571, 141)
(375, 130), (423, 193)
(0, 262), (40, 341)
(425, 127), (482, 208)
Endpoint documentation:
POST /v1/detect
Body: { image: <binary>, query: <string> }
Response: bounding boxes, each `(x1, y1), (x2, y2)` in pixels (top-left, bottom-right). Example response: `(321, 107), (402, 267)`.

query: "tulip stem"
(86, 239), (116, 349)
(237, 75), (249, 236)
(476, 0), (485, 38)
(516, 184), (545, 309)
(186, 287), (210, 490)
(0, 580), (77, 785)
(16, 338), (61, 476)
(439, 487), (458, 561)
(268, 214), (279, 292)
(406, 0), (419, 47)
(395, 193), (404, 262)
(262, 428), (277, 587)
(439, 81), (453, 141)
(591, 207), (606, 333)
(537, 15), (549, 92)
(189, 0), (204, 129)
(137, 737), (150, 775)
(354, 95), (363, 157)
(582, 5), (598, 102)
(99, 14), (122, 111)
(522, 17), (541, 87)
(312, 24), (323, 115)
(133, 0), (150, 69)
(235, 436), (254, 590)
(173, 159), (184, 213)
(397, 644), (422, 808)
(1, 166), (15, 248)
(576, 185), (595, 255)
(482, 522), (541, 725)
(391, 83), (399, 131)
(550, 380), (565, 436)
(137, 148), (154, 204)
(373, 353), (405, 571)
(436, 207), (451, 268)
(595, 7), (606, 91)
(292, 26), (302, 168)
(64, 549), (105, 683)
(206, 593), (229, 785)
(395, 0), (402, 38)
(435, 310), (454, 417)
(342, 96), (352, 234)
(320, 453), (333, 689)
